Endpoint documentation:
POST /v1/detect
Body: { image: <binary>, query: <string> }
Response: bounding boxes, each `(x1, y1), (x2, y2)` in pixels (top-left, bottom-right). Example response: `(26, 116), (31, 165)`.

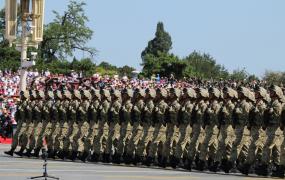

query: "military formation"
(4, 85), (285, 177)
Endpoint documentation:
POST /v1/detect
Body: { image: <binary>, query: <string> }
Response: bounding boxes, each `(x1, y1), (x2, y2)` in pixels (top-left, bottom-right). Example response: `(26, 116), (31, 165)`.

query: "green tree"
(183, 51), (229, 79)
(118, 65), (135, 77)
(39, 0), (96, 61)
(230, 68), (249, 81)
(263, 71), (285, 85)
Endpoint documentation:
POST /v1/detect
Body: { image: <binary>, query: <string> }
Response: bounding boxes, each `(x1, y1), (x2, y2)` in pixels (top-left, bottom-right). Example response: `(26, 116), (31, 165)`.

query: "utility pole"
(5, 0), (45, 92)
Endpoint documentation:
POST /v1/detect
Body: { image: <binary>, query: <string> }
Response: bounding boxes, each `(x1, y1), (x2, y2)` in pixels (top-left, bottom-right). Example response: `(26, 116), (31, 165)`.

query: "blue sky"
(1, 0), (285, 76)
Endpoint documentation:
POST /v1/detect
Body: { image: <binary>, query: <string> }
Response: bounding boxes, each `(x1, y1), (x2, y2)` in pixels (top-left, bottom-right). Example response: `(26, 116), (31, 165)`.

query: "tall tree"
(39, 0), (96, 61)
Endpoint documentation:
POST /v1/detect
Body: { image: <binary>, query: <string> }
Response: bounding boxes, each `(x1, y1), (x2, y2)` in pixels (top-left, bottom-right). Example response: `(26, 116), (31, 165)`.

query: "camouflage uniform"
(126, 88), (145, 164)
(163, 88), (181, 168)
(92, 89), (111, 162)
(230, 87), (254, 169)
(5, 91), (29, 156)
(83, 90), (100, 157)
(136, 88), (155, 165)
(33, 91), (54, 157)
(54, 90), (71, 158)
(147, 88), (168, 166)
(105, 89), (121, 162)
(77, 90), (91, 161)
(174, 88), (196, 167)
(197, 88), (221, 171)
(214, 87), (237, 172)
(46, 91), (62, 157)
(186, 88), (208, 170)
(257, 85), (284, 176)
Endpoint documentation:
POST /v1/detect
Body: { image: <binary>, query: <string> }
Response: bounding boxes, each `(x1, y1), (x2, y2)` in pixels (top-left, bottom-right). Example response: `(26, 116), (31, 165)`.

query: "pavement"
(0, 144), (278, 180)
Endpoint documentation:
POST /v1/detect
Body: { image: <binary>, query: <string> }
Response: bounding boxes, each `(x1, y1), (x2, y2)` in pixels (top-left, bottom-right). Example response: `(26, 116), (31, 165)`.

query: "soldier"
(114, 89), (133, 164)
(239, 86), (268, 175)
(54, 90), (71, 159)
(125, 88), (145, 164)
(26, 90), (45, 157)
(33, 91), (54, 157)
(82, 89), (101, 161)
(77, 90), (91, 162)
(173, 88), (196, 168)
(257, 85), (284, 176)
(5, 91), (30, 156)
(104, 89), (122, 162)
(197, 87), (221, 171)
(229, 87), (254, 172)
(15, 90), (37, 156)
(46, 90), (62, 158)
(214, 87), (237, 172)
(135, 88), (156, 165)
(65, 90), (81, 160)
(92, 89), (111, 162)
(186, 88), (208, 171)
(146, 88), (168, 166)
(163, 88), (181, 168)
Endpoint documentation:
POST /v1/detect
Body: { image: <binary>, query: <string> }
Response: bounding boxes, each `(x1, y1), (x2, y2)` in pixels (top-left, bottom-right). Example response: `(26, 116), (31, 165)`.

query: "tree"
(263, 71), (285, 85)
(118, 65), (135, 77)
(230, 68), (249, 81)
(183, 51), (229, 79)
(39, 0), (96, 61)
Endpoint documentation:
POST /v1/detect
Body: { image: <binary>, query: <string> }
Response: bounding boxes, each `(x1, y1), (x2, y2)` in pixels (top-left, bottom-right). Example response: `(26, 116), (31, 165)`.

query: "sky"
(1, 0), (285, 76)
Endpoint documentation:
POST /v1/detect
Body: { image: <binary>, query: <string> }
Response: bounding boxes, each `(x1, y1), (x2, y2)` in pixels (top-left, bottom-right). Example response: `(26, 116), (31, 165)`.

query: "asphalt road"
(0, 144), (277, 180)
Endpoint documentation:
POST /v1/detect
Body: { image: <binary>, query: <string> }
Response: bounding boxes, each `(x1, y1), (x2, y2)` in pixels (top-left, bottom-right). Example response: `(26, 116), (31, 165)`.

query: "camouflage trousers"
(148, 123), (167, 159)
(46, 122), (60, 151)
(21, 121), (34, 150)
(76, 121), (90, 153)
(174, 123), (192, 159)
(54, 121), (69, 151)
(245, 127), (266, 164)
(126, 122), (144, 157)
(28, 121), (43, 150)
(230, 125), (251, 163)
(261, 127), (283, 165)
(215, 124), (235, 162)
(83, 121), (99, 153)
(279, 132), (285, 166)
(162, 124), (179, 159)
(135, 123), (154, 157)
(11, 122), (27, 149)
(35, 122), (53, 150)
(93, 121), (109, 155)
(187, 124), (205, 160)
(105, 122), (121, 155)
(199, 125), (219, 162)
(117, 122), (133, 156)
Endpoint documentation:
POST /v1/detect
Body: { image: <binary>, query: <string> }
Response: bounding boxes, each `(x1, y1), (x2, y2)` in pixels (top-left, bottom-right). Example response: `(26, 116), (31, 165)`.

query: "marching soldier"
(136, 88), (156, 165)
(5, 91), (30, 156)
(92, 89), (111, 162)
(173, 88), (196, 168)
(77, 90), (91, 162)
(115, 89), (133, 163)
(197, 87), (221, 171)
(125, 88), (145, 164)
(186, 88), (209, 171)
(163, 88), (181, 168)
(146, 88), (168, 166)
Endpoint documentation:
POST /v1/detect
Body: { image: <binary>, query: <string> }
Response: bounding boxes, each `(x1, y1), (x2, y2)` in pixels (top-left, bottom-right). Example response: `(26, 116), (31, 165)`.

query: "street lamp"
(5, 0), (45, 91)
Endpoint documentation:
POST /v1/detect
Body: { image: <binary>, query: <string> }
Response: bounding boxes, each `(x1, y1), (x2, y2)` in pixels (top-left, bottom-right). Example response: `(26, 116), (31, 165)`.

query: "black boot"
(79, 151), (89, 162)
(133, 155), (142, 165)
(272, 165), (285, 178)
(32, 148), (41, 158)
(160, 156), (167, 168)
(196, 160), (205, 171)
(70, 151), (78, 161)
(238, 163), (251, 175)
(209, 161), (220, 172)
(184, 159), (192, 171)
(91, 153), (100, 162)
(47, 149), (54, 158)
(56, 150), (64, 159)
(255, 164), (269, 176)
(103, 153), (110, 163)
(14, 147), (25, 156)
(4, 148), (15, 156)
(23, 149), (32, 157)
(112, 153), (121, 164)
(144, 156), (153, 167)
(221, 159), (231, 173)
(170, 155), (178, 169)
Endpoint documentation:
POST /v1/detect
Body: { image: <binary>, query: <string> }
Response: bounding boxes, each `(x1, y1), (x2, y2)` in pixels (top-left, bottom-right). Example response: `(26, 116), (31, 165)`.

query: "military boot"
(144, 156), (154, 167)
(14, 147), (25, 156)
(255, 164), (269, 176)
(32, 148), (41, 158)
(112, 153), (121, 164)
(90, 153), (100, 162)
(47, 149), (55, 158)
(4, 148), (15, 156)
(184, 158), (192, 171)
(209, 161), (220, 172)
(238, 163), (251, 175)
(271, 165), (285, 178)
(79, 151), (89, 162)
(221, 159), (231, 173)
(70, 151), (78, 161)
(196, 160), (206, 171)
(170, 155), (179, 169)
(23, 149), (32, 157)
(133, 155), (143, 165)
